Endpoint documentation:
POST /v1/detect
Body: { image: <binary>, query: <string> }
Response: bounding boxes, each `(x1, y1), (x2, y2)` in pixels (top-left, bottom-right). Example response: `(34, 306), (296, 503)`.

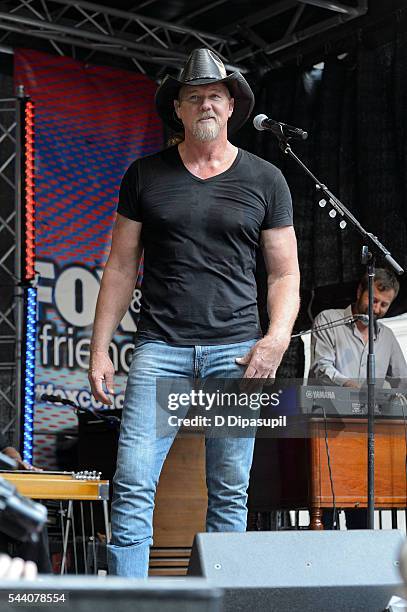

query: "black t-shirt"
(117, 146), (293, 345)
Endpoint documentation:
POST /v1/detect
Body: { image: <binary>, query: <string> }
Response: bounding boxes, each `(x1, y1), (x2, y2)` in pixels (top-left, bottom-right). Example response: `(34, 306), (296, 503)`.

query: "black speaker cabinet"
(77, 410), (121, 482)
(188, 530), (404, 612)
(0, 576), (223, 612)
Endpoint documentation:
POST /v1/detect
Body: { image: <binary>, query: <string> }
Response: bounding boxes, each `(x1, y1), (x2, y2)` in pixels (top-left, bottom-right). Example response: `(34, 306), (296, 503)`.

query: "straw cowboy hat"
(155, 48), (255, 133)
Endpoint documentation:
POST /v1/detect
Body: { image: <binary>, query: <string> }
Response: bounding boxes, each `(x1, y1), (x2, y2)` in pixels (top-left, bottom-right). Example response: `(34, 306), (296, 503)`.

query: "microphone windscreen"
(358, 314), (369, 326)
(253, 114), (268, 131)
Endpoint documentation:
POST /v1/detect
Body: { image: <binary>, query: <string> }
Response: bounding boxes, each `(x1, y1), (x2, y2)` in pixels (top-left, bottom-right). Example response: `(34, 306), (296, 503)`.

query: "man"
(309, 267), (407, 528)
(0, 432), (38, 471)
(0, 434), (50, 572)
(89, 48), (300, 577)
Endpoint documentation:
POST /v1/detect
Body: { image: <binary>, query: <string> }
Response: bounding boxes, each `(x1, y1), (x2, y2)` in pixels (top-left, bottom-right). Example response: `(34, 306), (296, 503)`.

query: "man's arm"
(237, 226), (300, 379)
(308, 311), (350, 386)
(1, 430), (40, 470)
(0, 444), (41, 470)
(89, 213), (143, 404)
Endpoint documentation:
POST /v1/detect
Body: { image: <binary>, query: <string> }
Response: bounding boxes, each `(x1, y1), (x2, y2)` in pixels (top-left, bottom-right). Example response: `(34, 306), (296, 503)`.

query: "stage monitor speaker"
(188, 530), (404, 612)
(0, 576), (223, 612)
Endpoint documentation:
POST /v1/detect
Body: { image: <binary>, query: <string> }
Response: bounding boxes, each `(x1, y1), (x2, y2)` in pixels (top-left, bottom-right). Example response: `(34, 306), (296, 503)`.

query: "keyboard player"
(308, 268), (407, 529)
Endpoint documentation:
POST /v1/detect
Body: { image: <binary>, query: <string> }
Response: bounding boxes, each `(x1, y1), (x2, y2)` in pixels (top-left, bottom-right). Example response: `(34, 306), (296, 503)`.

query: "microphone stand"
(291, 315), (365, 338)
(271, 126), (403, 529)
(41, 395), (121, 429)
(366, 255), (376, 529)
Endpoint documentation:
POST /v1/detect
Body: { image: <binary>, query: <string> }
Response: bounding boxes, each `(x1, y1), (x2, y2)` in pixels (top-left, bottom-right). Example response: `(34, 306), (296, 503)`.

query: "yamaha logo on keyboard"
(305, 389), (336, 400)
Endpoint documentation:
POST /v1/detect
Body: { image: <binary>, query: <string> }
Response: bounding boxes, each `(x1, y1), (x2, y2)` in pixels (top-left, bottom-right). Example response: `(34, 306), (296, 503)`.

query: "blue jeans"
(107, 338), (258, 577)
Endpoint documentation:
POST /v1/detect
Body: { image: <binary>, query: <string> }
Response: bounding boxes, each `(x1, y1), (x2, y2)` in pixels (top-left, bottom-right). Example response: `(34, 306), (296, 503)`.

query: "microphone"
(35, 392), (78, 408)
(353, 314), (369, 326)
(253, 114), (308, 140)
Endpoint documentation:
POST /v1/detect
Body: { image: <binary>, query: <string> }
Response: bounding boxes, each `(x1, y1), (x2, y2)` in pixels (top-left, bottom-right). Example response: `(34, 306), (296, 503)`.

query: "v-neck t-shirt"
(117, 145), (293, 345)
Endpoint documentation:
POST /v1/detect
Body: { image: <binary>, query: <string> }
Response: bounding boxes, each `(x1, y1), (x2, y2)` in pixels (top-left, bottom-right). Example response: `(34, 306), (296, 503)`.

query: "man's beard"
(355, 299), (379, 321)
(192, 115), (221, 141)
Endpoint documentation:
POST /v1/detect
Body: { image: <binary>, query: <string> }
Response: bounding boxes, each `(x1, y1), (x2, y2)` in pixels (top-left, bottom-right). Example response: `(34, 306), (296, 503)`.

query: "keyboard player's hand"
(343, 380), (361, 389)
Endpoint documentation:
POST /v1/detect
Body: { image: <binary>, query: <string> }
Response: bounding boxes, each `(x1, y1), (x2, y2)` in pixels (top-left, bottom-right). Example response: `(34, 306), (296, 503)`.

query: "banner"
(14, 49), (163, 467)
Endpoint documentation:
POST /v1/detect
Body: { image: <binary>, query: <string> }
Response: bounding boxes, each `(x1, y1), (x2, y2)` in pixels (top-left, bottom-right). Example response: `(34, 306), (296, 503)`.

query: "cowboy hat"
(155, 48), (255, 133)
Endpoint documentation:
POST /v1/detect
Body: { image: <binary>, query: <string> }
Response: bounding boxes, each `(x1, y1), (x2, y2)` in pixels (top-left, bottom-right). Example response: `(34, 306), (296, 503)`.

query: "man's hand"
(1, 448), (42, 471)
(236, 335), (290, 380)
(18, 460), (42, 472)
(343, 380), (361, 389)
(88, 350), (115, 405)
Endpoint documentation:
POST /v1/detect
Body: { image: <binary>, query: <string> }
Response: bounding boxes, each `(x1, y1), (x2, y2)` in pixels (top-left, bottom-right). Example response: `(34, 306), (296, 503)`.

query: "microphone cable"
(395, 393), (407, 514)
(322, 404), (338, 530)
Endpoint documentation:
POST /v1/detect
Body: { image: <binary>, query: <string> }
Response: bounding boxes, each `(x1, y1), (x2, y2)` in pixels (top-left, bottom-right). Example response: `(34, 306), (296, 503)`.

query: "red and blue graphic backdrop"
(14, 49), (163, 467)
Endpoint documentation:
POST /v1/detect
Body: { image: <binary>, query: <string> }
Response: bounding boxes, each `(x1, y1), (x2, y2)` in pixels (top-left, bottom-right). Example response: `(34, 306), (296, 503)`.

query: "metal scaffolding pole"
(0, 0), (244, 72)
(0, 0), (368, 74)
(14, 86), (24, 451)
(0, 86), (37, 456)
(0, 94), (19, 443)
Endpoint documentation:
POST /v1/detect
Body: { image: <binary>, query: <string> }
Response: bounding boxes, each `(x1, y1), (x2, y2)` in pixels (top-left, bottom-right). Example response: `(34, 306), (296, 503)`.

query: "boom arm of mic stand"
(291, 317), (357, 338)
(274, 134), (404, 276)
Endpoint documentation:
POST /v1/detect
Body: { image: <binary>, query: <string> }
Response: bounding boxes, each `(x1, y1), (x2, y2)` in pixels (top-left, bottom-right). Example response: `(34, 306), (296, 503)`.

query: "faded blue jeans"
(107, 338), (258, 577)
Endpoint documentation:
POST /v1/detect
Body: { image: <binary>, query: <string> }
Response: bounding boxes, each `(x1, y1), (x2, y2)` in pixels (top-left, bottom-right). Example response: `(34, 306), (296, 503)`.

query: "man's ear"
(174, 99), (180, 118)
(228, 97), (234, 117)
